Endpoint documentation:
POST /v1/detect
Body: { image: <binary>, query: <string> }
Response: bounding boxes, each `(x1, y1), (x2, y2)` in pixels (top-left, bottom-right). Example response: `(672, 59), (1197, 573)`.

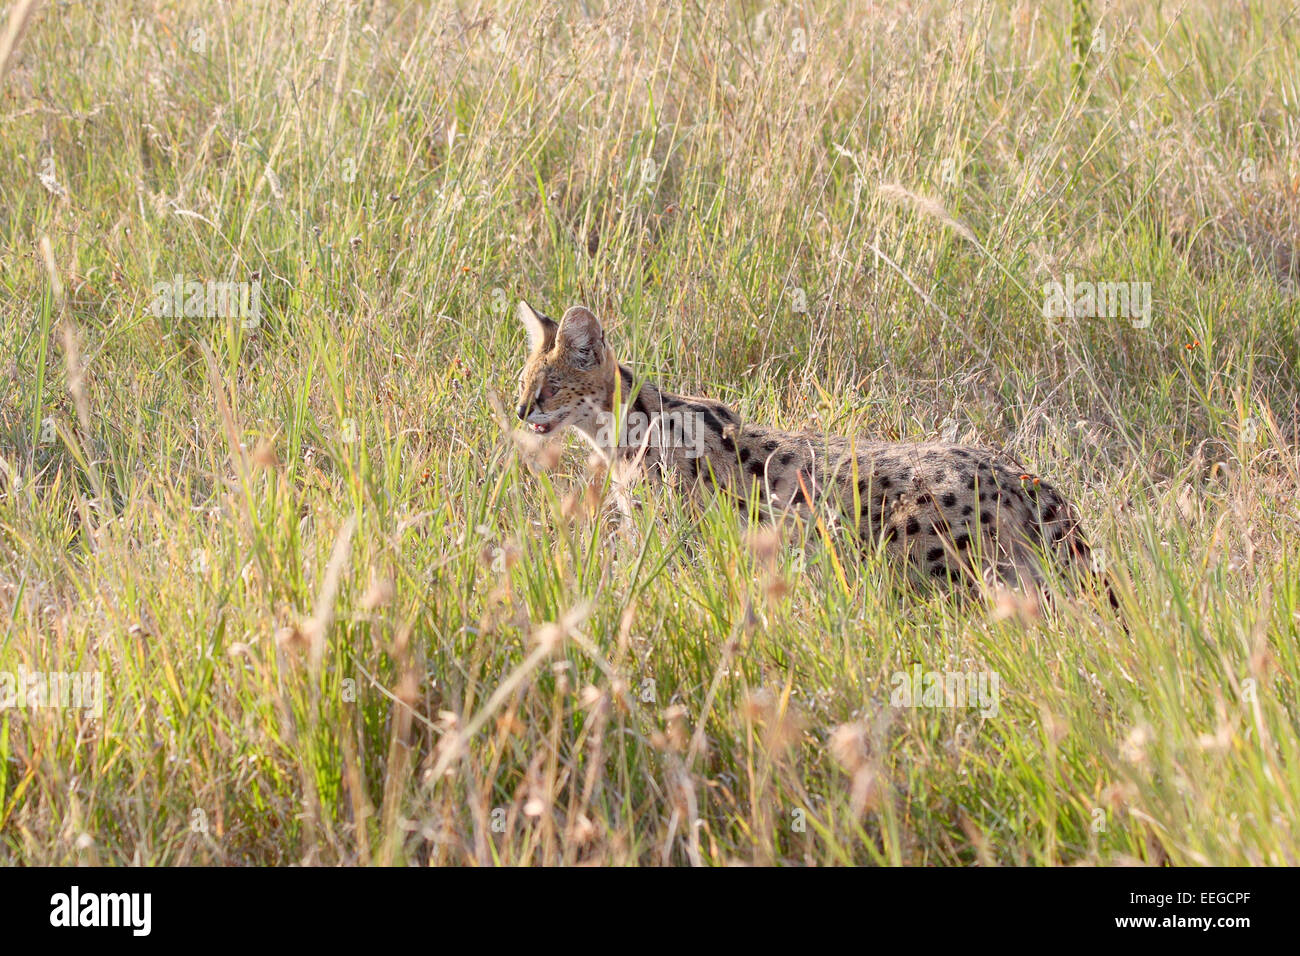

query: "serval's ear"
(557, 306), (604, 369)
(517, 300), (557, 352)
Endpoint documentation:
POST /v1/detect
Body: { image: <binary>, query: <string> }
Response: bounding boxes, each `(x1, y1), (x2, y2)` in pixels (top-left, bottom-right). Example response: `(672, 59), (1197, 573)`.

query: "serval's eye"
(539, 380), (556, 402)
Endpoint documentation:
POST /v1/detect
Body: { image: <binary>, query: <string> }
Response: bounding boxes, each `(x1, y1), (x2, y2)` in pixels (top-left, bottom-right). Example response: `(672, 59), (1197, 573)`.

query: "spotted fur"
(514, 302), (1114, 602)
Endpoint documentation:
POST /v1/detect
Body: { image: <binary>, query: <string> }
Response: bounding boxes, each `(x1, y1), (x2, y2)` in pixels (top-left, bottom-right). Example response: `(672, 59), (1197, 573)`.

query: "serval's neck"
(618, 364), (672, 426)
(572, 363), (724, 471)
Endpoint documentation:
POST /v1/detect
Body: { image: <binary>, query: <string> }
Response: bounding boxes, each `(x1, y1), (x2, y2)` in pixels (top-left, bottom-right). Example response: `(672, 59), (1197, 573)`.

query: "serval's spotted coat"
(514, 302), (1113, 603)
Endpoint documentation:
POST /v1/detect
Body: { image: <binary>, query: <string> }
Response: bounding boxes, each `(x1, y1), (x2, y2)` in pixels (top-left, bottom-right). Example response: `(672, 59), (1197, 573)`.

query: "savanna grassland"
(1, 0), (1298, 865)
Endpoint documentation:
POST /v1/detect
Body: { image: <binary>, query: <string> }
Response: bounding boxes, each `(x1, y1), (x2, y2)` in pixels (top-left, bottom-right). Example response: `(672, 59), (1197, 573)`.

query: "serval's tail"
(1041, 501), (1123, 616)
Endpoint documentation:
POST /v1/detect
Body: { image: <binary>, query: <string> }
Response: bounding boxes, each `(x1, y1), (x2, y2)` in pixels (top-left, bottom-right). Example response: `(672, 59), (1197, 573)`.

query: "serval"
(513, 301), (1116, 607)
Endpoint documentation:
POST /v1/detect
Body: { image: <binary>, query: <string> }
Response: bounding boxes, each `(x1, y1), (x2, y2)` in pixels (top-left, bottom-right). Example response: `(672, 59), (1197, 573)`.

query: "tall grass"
(0, 0), (1297, 864)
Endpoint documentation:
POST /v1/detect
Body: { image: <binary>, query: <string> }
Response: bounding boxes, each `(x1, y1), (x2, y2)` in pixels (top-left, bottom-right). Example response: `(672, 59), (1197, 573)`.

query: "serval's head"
(514, 302), (616, 440)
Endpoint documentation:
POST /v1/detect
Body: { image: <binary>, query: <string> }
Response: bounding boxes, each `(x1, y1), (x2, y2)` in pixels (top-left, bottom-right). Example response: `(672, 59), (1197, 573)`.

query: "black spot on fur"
(629, 391), (648, 420)
(953, 533), (970, 550)
(926, 546), (945, 562)
(746, 459), (765, 479)
(905, 518), (920, 536)
(961, 505), (973, 516)
(688, 403), (726, 437)
(940, 492), (957, 508)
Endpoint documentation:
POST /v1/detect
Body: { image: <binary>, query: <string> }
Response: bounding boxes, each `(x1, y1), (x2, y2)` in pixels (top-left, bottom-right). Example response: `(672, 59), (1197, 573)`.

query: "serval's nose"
(515, 400), (530, 421)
